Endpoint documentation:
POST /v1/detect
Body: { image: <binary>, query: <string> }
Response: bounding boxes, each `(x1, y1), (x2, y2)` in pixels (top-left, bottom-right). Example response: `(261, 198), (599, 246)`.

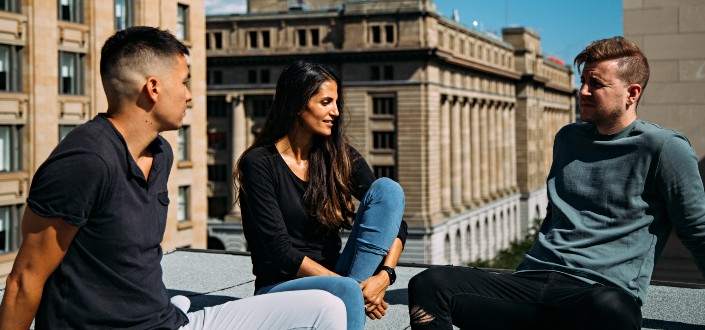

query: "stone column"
(495, 102), (505, 197)
(227, 93), (246, 221)
(502, 103), (511, 194)
(450, 96), (463, 212)
(461, 98), (472, 208)
(441, 95), (453, 216)
(488, 100), (497, 199)
(479, 99), (490, 202)
(471, 99), (482, 205)
(509, 104), (517, 192)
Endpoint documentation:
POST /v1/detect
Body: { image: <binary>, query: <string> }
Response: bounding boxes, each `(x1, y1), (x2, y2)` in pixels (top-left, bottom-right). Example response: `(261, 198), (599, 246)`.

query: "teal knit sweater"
(517, 119), (705, 304)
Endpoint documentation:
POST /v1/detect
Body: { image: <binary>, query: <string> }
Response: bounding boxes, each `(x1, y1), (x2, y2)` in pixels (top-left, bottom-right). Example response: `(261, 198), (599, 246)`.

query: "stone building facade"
(206, 0), (574, 264)
(0, 0), (207, 282)
(624, 0), (705, 284)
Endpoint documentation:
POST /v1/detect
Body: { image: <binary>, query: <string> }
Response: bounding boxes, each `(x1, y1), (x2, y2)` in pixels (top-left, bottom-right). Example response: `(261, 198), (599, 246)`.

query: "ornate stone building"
(0, 0), (207, 281)
(206, 0), (574, 264)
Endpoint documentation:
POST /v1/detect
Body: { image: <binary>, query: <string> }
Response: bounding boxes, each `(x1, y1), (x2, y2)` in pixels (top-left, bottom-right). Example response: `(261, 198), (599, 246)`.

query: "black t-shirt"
(29, 114), (187, 329)
(239, 145), (408, 290)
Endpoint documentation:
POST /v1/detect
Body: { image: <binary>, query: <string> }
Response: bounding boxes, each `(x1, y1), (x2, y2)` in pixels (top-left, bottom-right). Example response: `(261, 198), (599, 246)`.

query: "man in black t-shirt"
(0, 27), (345, 330)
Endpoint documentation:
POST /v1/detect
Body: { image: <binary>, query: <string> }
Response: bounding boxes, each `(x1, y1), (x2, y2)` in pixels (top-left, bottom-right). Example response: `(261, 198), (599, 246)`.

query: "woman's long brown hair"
(233, 60), (356, 231)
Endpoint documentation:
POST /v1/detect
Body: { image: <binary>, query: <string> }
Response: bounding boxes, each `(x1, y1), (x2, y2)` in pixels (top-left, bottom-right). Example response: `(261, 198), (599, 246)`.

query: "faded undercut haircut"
(100, 26), (189, 107)
(574, 36), (650, 90)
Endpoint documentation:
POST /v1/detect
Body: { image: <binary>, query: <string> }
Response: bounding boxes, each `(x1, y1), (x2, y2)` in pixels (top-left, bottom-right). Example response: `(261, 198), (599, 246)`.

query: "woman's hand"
(360, 271), (391, 319)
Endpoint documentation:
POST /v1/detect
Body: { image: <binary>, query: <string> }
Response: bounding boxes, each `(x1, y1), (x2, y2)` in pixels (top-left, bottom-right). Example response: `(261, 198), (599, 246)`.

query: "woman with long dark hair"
(234, 60), (407, 329)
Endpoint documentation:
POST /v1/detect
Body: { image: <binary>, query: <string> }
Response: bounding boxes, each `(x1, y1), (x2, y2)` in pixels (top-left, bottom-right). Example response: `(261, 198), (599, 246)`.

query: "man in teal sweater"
(408, 36), (705, 330)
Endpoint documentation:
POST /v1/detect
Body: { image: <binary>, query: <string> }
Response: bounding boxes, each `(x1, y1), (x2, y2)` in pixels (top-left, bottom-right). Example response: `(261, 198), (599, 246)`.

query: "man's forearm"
(0, 272), (43, 329)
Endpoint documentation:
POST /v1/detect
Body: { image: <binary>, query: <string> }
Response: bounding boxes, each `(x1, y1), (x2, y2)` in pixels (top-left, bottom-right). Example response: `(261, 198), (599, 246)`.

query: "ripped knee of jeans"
(409, 305), (435, 325)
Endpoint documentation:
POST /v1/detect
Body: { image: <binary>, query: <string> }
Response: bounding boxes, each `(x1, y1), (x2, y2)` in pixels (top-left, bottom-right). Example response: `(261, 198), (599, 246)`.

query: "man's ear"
(146, 77), (159, 103)
(626, 83), (642, 106)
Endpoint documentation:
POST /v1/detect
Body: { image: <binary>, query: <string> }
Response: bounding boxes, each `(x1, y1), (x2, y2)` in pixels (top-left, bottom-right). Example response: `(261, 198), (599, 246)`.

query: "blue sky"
(205, 0), (623, 77)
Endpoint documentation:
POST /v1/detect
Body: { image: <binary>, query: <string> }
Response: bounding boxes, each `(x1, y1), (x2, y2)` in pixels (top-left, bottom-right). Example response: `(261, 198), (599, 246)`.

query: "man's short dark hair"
(574, 36), (650, 91)
(100, 26), (189, 79)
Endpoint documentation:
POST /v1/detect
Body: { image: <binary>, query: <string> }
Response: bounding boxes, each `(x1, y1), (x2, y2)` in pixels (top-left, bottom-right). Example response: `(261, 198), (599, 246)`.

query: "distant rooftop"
(3, 249), (703, 329)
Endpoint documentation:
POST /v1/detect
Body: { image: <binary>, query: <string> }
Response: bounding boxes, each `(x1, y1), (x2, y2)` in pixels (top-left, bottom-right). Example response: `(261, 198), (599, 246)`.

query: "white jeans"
(175, 290), (346, 330)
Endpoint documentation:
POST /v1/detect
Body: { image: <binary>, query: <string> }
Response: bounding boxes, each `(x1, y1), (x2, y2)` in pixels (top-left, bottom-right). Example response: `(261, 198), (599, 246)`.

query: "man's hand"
(360, 271), (391, 319)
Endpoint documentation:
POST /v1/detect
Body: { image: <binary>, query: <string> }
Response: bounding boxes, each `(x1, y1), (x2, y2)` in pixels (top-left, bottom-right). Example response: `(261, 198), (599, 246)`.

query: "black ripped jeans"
(408, 266), (642, 330)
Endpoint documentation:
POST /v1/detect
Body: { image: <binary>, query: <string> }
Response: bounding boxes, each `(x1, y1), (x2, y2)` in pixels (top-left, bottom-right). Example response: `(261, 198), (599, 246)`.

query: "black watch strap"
(379, 266), (396, 285)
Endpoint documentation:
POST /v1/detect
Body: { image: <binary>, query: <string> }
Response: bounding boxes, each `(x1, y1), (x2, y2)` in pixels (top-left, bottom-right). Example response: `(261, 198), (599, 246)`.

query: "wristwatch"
(379, 266), (396, 285)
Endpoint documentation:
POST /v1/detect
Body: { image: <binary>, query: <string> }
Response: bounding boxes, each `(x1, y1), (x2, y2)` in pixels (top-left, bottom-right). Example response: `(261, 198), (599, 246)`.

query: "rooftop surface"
(3, 249), (703, 329)
(162, 249), (705, 330)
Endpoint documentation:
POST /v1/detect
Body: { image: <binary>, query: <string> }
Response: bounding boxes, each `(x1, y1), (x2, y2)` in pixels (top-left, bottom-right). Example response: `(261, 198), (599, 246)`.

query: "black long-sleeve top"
(239, 145), (408, 290)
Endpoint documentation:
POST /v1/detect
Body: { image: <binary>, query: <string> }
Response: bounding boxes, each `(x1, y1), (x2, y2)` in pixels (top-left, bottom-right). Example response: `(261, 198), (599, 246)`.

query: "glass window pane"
(178, 126), (189, 161)
(0, 46), (9, 91)
(115, 0), (126, 30)
(0, 206), (9, 252)
(0, 126), (9, 172)
(178, 186), (189, 221)
(177, 5), (187, 40)
(59, 125), (77, 141)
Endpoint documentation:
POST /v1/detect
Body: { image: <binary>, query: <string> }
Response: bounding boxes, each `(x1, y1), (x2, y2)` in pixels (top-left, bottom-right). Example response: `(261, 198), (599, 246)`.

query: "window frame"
(176, 3), (189, 41)
(114, 0), (134, 30)
(0, 204), (21, 254)
(58, 51), (85, 95)
(178, 125), (190, 162)
(177, 186), (190, 221)
(0, 124), (23, 173)
(0, 44), (22, 93)
(58, 0), (83, 23)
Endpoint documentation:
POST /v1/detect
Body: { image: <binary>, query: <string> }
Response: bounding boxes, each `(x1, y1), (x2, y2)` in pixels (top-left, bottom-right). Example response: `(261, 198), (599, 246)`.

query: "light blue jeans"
(256, 178), (405, 330)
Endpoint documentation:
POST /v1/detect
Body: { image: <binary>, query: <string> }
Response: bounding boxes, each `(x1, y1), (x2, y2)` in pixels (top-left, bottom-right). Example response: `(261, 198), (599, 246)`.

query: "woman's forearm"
(296, 256), (340, 277)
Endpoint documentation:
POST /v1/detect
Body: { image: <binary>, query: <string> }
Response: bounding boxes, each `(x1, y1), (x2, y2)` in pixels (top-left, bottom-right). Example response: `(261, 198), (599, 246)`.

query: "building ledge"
(2, 249), (702, 329)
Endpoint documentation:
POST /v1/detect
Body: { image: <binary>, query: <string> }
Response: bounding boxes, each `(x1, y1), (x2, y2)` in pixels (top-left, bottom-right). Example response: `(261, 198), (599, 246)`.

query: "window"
(370, 66), (380, 81)
(370, 65), (393, 81)
(59, 51), (84, 95)
(212, 70), (223, 84)
(385, 25), (394, 43)
(373, 131), (396, 150)
(178, 126), (189, 162)
(207, 96), (228, 118)
(0, 0), (20, 13)
(214, 32), (223, 49)
(297, 29), (306, 47)
(251, 97), (271, 118)
(372, 96), (396, 116)
(0, 125), (22, 172)
(311, 28), (319, 46)
(0, 204), (21, 254)
(177, 186), (190, 221)
(114, 0), (134, 30)
(248, 69), (257, 84)
(248, 31), (258, 48)
(58, 0), (82, 23)
(207, 132), (227, 150)
(0, 45), (22, 92)
(262, 30), (270, 48)
(59, 125), (77, 141)
(373, 165), (396, 180)
(371, 26), (381, 44)
(383, 65), (394, 80)
(176, 4), (188, 40)
(260, 69), (270, 84)
(208, 164), (228, 182)
(370, 24), (395, 45)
